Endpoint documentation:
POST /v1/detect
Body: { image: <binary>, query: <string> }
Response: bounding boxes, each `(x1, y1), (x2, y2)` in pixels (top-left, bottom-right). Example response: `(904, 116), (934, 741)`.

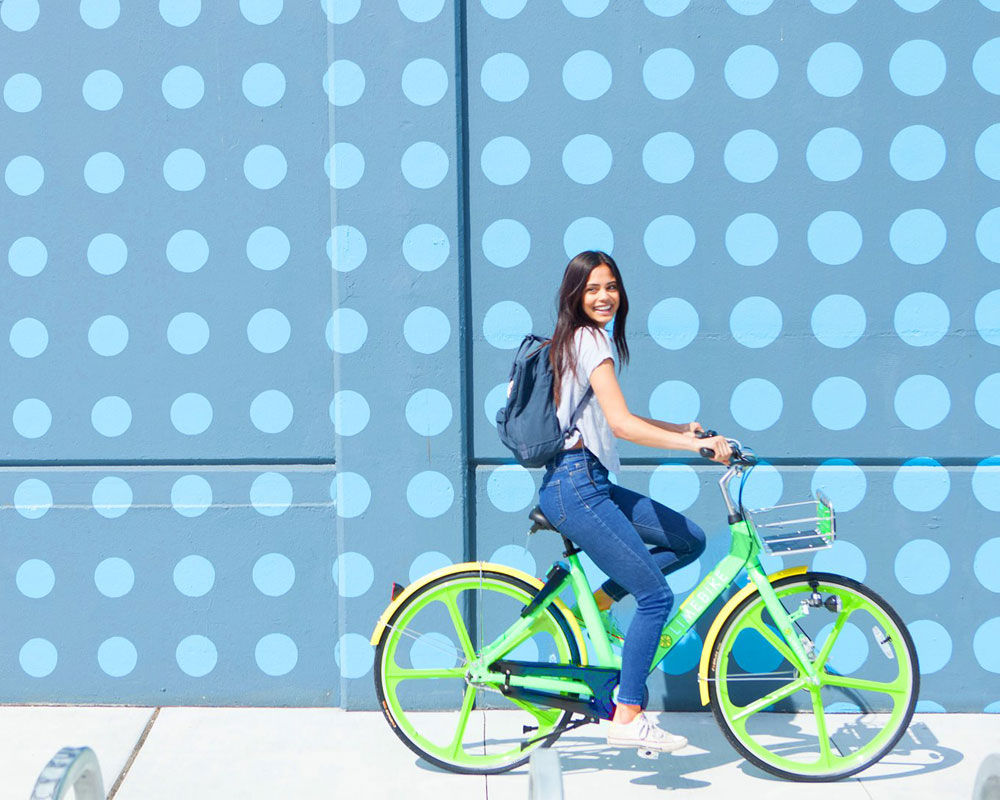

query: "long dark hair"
(549, 251), (630, 406)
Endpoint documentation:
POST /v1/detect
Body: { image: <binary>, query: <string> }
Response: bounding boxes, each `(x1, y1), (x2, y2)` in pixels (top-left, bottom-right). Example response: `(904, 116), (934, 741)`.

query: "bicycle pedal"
(636, 747), (659, 760)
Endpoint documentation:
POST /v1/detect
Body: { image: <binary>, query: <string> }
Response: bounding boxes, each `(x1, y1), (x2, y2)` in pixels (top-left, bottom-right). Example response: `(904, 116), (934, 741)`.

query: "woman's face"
(581, 264), (619, 326)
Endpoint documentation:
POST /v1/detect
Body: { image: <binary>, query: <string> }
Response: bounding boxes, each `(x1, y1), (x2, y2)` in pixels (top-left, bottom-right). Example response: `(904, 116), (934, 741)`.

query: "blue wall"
(3, 0), (1000, 711)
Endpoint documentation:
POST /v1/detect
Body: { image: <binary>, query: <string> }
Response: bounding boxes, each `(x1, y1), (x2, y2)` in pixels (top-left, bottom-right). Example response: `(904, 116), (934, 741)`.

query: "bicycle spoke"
(441, 588), (477, 662)
(730, 677), (806, 721)
(384, 666), (466, 681)
(809, 686), (835, 768)
(448, 685), (479, 759)
(821, 673), (908, 696)
(814, 609), (849, 671)
(749, 609), (798, 666)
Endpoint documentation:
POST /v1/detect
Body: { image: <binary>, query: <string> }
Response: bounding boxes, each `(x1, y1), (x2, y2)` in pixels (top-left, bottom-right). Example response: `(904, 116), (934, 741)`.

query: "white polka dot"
(333, 552), (375, 597)
(403, 307), (451, 354)
(1, 0), (40, 31)
(486, 466), (535, 512)
(806, 128), (862, 182)
(725, 213), (778, 266)
(644, 216), (695, 266)
(247, 226), (289, 271)
(244, 144), (287, 189)
(482, 301), (532, 350)
(250, 390), (294, 433)
(401, 141), (449, 189)
(82, 70), (122, 110)
(725, 45), (778, 99)
(174, 555), (214, 596)
(14, 478), (52, 519)
(811, 295), (865, 348)
(92, 476), (132, 519)
(642, 132), (694, 184)
(330, 225), (367, 272)
(167, 312), (209, 354)
(648, 465), (700, 511)
(893, 458), (950, 511)
(406, 471), (454, 518)
(730, 379), (783, 431)
(895, 292), (950, 347)
(405, 388), (452, 436)
(332, 472), (372, 518)
(9, 317), (48, 358)
(324, 59), (365, 107)
(890, 209), (946, 264)
(729, 297), (782, 348)
(402, 58), (448, 105)
(251, 472), (293, 516)
(247, 308), (291, 353)
(170, 393), (213, 435)
(328, 308), (368, 354)
(643, 49), (694, 100)
(13, 398), (51, 439)
(88, 233), (128, 275)
(812, 377), (866, 430)
(325, 142), (365, 189)
(481, 136), (530, 185)
(890, 125), (946, 181)
(330, 390), (371, 436)
(167, 230), (208, 273)
(253, 553), (295, 596)
(648, 298), (698, 350)
(6, 155), (44, 196)
(648, 380), (700, 423)
(243, 62), (285, 106)
(562, 134), (612, 184)
(171, 475), (212, 517)
(894, 539), (949, 595)
(562, 50), (611, 101)
(20, 638), (57, 677)
(16, 559), (54, 598)
(162, 148), (204, 191)
(94, 557), (134, 598)
(807, 42), (862, 97)
(724, 129), (778, 183)
(8, 236), (47, 276)
(894, 375), (950, 430)
(890, 40), (946, 96)
(98, 637), (137, 677)
(5, 73), (41, 112)
(91, 396), (132, 437)
(175, 635), (217, 677)
(162, 65), (204, 109)
(402, 224), (448, 272)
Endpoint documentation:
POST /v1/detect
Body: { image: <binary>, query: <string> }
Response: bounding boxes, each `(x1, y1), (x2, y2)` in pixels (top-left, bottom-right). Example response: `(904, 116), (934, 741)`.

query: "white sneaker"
(607, 713), (688, 753)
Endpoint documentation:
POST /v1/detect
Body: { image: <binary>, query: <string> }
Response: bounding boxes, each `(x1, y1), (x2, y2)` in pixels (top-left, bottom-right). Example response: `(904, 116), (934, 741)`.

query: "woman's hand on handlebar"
(699, 435), (732, 465)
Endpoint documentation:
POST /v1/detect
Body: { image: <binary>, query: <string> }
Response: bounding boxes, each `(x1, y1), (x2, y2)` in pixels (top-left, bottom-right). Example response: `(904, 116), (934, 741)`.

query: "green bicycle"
(370, 439), (919, 781)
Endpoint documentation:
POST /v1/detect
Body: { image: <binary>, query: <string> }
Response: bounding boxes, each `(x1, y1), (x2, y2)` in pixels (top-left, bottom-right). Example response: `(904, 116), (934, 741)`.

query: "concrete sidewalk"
(4, 707), (996, 798)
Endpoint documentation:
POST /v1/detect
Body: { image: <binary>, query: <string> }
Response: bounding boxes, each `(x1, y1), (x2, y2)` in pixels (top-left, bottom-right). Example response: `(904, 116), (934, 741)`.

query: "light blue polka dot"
(166, 230), (207, 273)
(256, 634), (297, 676)
(98, 637), (137, 677)
(335, 633), (374, 679)
(725, 213), (778, 266)
(13, 398), (51, 439)
(644, 0), (690, 14)
(93, 476), (132, 519)
(563, 0), (607, 16)
(649, 464), (700, 512)
(20, 639), (56, 678)
(975, 535), (1000, 588)
(324, 59), (364, 107)
(974, 618), (1000, 673)
(401, 141), (449, 189)
(648, 380), (700, 423)
(730, 379), (782, 431)
(483, 301), (531, 349)
(94, 557), (134, 598)
(977, 125), (1000, 180)
(908, 620), (951, 674)
(403, 306), (451, 354)
(244, 144), (286, 189)
(240, 0), (281, 23)
(732, 627), (784, 674)
(175, 635), (217, 677)
(80, 0), (120, 29)
(88, 315), (128, 357)
(811, 0), (856, 10)
(811, 294), (865, 348)
(171, 475), (212, 517)
(724, 45), (778, 99)
(1, 0), (39, 31)
(893, 457), (950, 510)
(659, 628), (701, 675)
(329, 225), (367, 272)
(729, 297), (781, 348)
(411, 633), (459, 668)
(5, 155), (44, 196)
(406, 471), (454, 518)
(811, 459), (866, 513)
(170, 393), (213, 435)
(402, 224), (448, 271)
(162, 149), (203, 191)
(724, 130), (777, 183)
(642, 132), (694, 184)
(87, 233), (128, 276)
(398, 0), (444, 21)
(812, 539), (866, 581)
(330, 390), (370, 436)
(481, 136), (530, 186)
(402, 58), (448, 106)
(405, 388), (452, 436)
(807, 211), (862, 266)
(333, 552), (374, 597)
(481, 0), (525, 18)
(253, 553), (295, 596)
(974, 38), (1000, 95)
(251, 472), (292, 516)
(242, 62), (285, 106)
(160, 0), (201, 26)
(817, 622), (868, 674)
(409, 551), (452, 584)
(975, 374), (1000, 428)
(332, 471), (372, 518)
(895, 292), (949, 347)
(978, 208), (1000, 263)
(562, 50), (612, 101)
(489, 544), (536, 576)
(484, 382), (508, 425)
(987, 701), (1000, 713)
(167, 312), (209, 355)
(890, 126), (946, 181)
(487, 466), (535, 512)
(482, 219), (529, 268)
(890, 209), (946, 265)
(648, 298), (698, 350)
(894, 376), (950, 430)
(806, 128), (862, 181)
(85, 151), (126, 194)
(82, 69), (122, 111)
(246, 226), (289, 271)
(4, 73), (41, 112)
(807, 42), (862, 97)
(92, 396), (131, 437)
(562, 134), (612, 184)
(325, 142), (365, 189)
(14, 478), (52, 519)
(890, 40), (946, 96)
(894, 0), (939, 9)
(812, 377), (866, 430)
(731, 461), (782, 509)
(9, 318), (47, 358)
(8, 237), (47, 276)
(564, 217), (613, 257)
(328, 308), (368, 354)
(915, 700), (946, 713)
(247, 308), (290, 354)
(895, 539), (949, 595)
(322, 0), (359, 23)
(727, 0), (772, 14)
(980, 0), (1000, 10)
(481, 53), (528, 102)
(251, 390), (293, 433)
(162, 66), (203, 109)
(16, 559), (54, 598)
(644, 215), (695, 267)
(643, 48), (694, 100)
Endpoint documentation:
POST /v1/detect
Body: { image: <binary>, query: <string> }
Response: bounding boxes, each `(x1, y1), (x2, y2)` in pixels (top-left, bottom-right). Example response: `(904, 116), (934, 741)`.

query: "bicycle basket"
(745, 491), (836, 556)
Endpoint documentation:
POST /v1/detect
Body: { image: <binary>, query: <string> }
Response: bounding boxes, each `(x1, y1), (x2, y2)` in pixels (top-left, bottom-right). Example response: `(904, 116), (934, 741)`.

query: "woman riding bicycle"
(538, 250), (732, 753)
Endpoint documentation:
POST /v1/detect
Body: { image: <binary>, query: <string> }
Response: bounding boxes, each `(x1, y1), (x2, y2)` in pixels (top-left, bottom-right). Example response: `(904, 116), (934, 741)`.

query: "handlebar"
(695, 430), (757, 466)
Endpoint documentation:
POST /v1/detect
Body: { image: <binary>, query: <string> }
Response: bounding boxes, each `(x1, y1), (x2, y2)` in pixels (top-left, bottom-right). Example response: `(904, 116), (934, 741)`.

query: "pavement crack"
(107, 707), (160, 799)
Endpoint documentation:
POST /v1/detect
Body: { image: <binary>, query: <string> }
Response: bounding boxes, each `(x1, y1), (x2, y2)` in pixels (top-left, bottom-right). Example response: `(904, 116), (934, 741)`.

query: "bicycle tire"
(708, 572), (919, 781)
(374, 567), (582, 775)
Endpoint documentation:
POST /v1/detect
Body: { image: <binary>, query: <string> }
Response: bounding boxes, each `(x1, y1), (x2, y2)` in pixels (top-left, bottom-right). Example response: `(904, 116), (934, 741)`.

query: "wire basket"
(745, 491), (836, 556)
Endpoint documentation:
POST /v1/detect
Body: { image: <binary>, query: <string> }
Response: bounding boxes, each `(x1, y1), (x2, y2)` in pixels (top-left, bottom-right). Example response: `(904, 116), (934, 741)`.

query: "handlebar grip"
(699, 447), (715, 459)
(695, 429), (717, 440)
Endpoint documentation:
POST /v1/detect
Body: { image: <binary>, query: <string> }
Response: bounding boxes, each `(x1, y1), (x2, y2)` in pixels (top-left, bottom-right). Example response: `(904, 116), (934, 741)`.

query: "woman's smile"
(582, 264), (620, 325)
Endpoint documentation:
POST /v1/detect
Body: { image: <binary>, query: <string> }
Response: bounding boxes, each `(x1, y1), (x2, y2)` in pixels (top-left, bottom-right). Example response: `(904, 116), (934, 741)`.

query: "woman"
(538, 250), (732, 752)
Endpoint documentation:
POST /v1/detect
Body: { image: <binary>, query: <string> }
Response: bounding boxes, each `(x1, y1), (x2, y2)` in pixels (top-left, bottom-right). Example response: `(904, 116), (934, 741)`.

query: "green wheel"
(708, 572), (919, 781)
(374, 567), (583, 775)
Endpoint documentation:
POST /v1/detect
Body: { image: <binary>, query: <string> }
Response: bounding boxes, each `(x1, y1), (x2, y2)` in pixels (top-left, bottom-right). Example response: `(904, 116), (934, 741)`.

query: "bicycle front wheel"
(374, 567), (582, 775)
(708, 572), (919, 781)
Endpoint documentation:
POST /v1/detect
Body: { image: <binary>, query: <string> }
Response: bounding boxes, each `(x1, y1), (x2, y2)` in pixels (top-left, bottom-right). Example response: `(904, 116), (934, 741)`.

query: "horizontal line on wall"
(472, 457), (992, 469)
(0, 459), (337, 471)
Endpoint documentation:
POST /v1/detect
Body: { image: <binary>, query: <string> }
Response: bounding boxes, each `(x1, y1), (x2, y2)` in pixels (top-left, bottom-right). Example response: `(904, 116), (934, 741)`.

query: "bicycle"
(370, 437), (919, 781)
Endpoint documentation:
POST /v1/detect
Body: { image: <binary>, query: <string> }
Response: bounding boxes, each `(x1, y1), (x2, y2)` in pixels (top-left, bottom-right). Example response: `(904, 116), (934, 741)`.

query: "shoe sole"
(607, 737), (688, 753)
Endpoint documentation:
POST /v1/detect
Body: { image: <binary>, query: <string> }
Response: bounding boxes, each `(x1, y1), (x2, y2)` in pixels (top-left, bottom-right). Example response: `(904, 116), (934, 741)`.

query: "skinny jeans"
(538, 448), (706, 707)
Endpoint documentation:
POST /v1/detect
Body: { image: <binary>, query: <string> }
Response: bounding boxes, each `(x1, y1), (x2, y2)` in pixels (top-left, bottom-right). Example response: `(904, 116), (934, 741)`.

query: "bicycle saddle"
(528, 506), (557, 532)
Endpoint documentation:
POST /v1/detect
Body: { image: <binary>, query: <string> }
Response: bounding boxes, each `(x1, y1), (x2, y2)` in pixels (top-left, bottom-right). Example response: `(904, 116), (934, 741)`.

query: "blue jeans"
(538, 448), (706, 707)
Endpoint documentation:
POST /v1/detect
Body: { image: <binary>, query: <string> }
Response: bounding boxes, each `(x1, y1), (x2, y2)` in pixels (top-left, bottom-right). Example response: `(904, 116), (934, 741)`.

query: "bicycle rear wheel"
(374, 567), (582, 774)
(708, 572), (919, 781)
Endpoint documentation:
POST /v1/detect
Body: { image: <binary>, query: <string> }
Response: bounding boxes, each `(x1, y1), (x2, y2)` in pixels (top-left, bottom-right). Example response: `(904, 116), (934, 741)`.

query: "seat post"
(561, 536), (580, 557)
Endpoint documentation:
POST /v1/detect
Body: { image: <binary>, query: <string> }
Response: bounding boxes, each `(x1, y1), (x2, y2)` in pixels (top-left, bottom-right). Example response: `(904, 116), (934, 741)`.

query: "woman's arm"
(589, 360), (731, 462)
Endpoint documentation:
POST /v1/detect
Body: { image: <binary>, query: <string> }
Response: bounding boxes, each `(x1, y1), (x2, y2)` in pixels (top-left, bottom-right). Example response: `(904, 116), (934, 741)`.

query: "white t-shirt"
(555, 326), (621, 473)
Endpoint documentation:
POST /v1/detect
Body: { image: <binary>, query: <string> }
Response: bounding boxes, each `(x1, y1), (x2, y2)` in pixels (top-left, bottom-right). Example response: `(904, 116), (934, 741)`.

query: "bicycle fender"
(369, 561), (587, 663)
(696, 566), (808, 705)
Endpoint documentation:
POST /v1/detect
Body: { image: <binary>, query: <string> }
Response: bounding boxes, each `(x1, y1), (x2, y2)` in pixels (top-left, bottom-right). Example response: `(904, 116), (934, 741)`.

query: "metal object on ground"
(31, 746), (105, 800)
(528, 747), (564, 800)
